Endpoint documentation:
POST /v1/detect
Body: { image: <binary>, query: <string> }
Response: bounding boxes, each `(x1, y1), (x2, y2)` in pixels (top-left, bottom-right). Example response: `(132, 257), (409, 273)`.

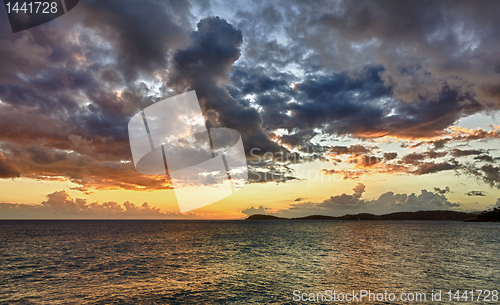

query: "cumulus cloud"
(0, 190), (187, 219)
(352, 183), (366, 198)
(276, 184), (460, 217)
(241, 206), (266, 216)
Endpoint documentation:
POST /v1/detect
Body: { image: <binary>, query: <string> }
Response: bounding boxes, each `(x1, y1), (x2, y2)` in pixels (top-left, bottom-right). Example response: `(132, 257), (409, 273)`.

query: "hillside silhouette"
(246, 210), (484, 221)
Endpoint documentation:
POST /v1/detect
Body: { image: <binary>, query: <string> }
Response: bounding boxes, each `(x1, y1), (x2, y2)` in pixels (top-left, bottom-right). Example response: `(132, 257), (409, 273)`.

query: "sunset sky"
(1, 0), (500, 219)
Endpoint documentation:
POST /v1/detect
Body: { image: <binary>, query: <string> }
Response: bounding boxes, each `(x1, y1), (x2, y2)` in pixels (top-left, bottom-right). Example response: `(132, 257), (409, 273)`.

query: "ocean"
(1, 220), (499, 304)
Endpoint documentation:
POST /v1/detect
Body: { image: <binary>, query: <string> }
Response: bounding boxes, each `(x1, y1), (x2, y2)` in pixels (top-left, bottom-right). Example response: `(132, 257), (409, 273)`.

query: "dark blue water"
(1, 220), (499, 304)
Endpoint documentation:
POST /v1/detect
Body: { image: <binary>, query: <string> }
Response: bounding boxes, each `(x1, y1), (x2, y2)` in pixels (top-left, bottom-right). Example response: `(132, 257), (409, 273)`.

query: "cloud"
(384, 152), (398, 161)
(276, 184), (460, 217)
(42, 190), (87, 214)
(352, 183), (366, 198)
(0, 190), (186, 219)
(26, 145), (68, 165)
(0, 152), (20, 178)
(451, 148), (485, 157)
(1, 0), (500, 200)
(284, 0), (500, 106)
(474, 155), (495, 163)
(329, 145), (372, 156)
(434, 186), (450, 194)
(316, 183), (367, 209)
(320, 168), (366, 180)
(0, 0), (206, 193)
(401, 153), (427, 165)
(411, 126), (500, 149)
(41, 190), (166, 217)
(466, 164), (500, 189)
(413, 161), (460, 175)
(80, 0), (191, 79)
(372, 190), (460, 211)
(401, 151), (448, 165)
(227, 0), (500, 143)
(68, 134), (98, 155)
(317, 193), (366, 210)
(168, 17), (283, 156)
(466, 190), (487, 197)
(241, 206), (266, 216)
(478, 165), (500, 189)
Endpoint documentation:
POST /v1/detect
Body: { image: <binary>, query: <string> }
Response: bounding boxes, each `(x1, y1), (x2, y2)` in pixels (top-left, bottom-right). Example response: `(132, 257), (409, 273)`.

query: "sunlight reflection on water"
(0, 220), (499, 304)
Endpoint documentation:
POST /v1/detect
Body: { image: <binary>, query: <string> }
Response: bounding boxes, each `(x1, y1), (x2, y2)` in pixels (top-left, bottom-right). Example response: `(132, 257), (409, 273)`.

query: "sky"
(1, 0), (500, 219)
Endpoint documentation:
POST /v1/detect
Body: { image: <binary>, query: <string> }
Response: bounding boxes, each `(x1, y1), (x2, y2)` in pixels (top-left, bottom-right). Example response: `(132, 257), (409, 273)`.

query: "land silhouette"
(246, 209), (500, 222)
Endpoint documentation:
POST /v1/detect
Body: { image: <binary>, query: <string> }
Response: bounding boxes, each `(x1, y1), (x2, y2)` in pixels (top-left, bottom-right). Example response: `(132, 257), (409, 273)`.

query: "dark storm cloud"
(1, 0), (500, 194)
(81, 0), (192, 79)
(0, 0), (197, 190)
(218, 0), (500, 148)
(286, 67), (390, 137)
(228, 67), (299, 133)
(223, 0), (500, 188)
(281, 0), (500, 105)
(229, 63), (482, 143)
(1, 11), (293, 189)
(277, 130), (318, 148)
(291, 79), (480, 139)
(167, 16), (284, 155)
(230, 66), (292, 96)
(26, 145), (68, 165)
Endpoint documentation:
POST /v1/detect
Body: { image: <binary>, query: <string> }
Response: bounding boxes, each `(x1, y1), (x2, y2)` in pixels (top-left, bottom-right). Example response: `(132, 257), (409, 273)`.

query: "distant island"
(246, 209), (500, 222)
(471, 207), (500, 222)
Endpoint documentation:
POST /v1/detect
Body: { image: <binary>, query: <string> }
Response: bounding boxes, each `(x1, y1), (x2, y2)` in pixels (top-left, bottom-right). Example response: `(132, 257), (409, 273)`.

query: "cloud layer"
(1, 0), (500, 216)
(275, 183), (461, 218)
(0, 190), (182, 219)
